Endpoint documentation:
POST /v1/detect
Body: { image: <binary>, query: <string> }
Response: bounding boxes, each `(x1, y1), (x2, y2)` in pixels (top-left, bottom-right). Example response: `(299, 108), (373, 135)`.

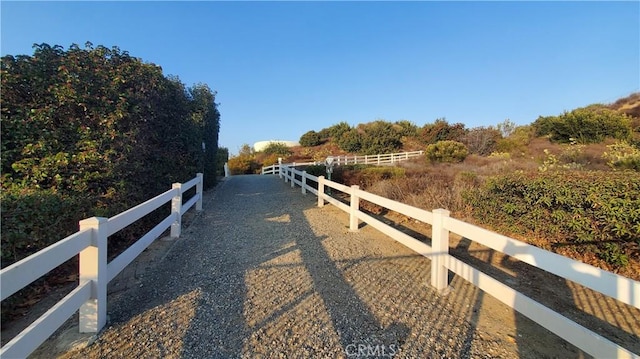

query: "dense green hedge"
(1, 43), (220, 266)
(465, 171), (640, 267)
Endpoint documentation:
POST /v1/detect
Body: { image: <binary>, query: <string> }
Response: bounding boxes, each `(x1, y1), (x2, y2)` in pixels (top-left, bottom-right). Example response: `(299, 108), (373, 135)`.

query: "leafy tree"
(299, 130), (323, 147)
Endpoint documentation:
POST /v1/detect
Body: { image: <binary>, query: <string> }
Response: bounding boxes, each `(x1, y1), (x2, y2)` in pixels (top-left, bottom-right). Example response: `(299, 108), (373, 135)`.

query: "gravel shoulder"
(27, 174), (637, 358)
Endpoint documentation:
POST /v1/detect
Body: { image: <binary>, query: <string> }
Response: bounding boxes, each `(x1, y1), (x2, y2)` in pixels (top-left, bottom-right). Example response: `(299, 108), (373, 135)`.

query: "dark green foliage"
(420, 119), (467, 144)
(425, 141), (469, 163)
(216, 147), (229, 176)
(337, 129), (362, 153)
(189, 83), (221, 189)
(533, 105), (632, 144)
(299, 130), (323, 147)
(394, 120), (419, 137)
(303, 164), (327, 178)
(318, 121), (352, 141)
(465, 171), (640, 268)
(1, 43), (220, 266)
(357, 121), (404, 155)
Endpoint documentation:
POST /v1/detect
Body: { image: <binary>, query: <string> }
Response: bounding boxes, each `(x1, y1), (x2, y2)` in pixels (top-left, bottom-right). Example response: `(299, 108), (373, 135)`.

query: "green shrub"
(337, 129), (362, 153)
(533, 105), (632, 143)
(261, 142), (292, 156)
(299, 130), (323, 147)
(425, 141), (469, 163)
(603, 141), (640, 171)
(464, 171), (640, 268)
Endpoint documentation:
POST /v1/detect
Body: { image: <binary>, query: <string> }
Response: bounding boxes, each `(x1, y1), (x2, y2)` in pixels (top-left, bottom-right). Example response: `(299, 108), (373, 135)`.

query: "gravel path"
(56, 175), (586, 358)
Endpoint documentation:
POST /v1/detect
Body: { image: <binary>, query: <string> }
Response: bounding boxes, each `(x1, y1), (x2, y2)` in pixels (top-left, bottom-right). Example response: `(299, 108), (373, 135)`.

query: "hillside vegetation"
(231, 93), (640, 279)
(1, 43), (221, 321)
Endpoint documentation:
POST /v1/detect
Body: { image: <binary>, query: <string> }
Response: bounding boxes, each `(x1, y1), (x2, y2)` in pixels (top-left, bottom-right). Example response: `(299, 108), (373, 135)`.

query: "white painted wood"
(355, 189), (434, 224)
(79, 217), (108, 333)
(1, 174), (203, 356)
(0, 281), (92, 359)
(445, 256), (638, 359)
(317, 176), (325, 207)
(322, 193), (351, 213)
(107, 214), (174, 282)
(181, 193), (200, 214)
(0, 229), (92, 301)
(431, 209), (450, 291)
(355, 210), (432, 257)
(302, 171), (307, 194)
(196, 173), (203, 211)
(181, 176), (200, 193)
(171, 183), (182, 238)
(324, 179), (352, 194)
(445, 217), (640, 309)
(107, 188), (176, 236)
(350, 185), (360, 232)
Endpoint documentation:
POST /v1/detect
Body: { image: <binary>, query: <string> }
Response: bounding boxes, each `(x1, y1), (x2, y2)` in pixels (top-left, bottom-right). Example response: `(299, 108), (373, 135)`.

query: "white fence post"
(196, 173), (203, 211)
(284, 167), (288, 183)
(431, 209), (450, 292)
(171, 183), (182, 238)
(350, 185), (360, 232)
(318, 176), (325, 208)
(79, 217), (108, 333)
(224, 163), (230, 177)
(302, 171), (307, 194)
(292, 168), (296, 187)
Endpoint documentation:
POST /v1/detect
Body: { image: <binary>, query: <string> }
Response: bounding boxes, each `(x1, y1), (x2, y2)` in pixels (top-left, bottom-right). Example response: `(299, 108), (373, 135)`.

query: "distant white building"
(253, 140), (300, 152)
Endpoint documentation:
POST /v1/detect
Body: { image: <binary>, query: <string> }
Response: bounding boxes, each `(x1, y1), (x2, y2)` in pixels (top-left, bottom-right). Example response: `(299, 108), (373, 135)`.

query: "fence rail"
(260, 150), (424, 175)
(0, 173), (204, 358)
(278, 165), (640, 358)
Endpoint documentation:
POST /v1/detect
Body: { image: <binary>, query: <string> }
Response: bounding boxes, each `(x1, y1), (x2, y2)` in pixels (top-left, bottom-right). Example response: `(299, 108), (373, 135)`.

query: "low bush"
(464, 171), (640, 268)
(533, 105), (632, 144)
(603, 141), (640, 171)
(330, 164), (405, 189)
(425, 141), (469, 163)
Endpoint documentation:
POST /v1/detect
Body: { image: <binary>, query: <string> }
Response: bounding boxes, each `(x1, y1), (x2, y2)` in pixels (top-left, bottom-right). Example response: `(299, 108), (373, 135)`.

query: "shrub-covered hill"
(229, 93), (639, 279)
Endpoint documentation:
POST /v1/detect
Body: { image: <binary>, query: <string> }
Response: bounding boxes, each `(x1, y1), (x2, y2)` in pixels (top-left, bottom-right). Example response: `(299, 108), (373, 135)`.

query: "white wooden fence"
(279, 165), (640, 358)
(0, 174), (204, 358)
(260, 150), (424, 175)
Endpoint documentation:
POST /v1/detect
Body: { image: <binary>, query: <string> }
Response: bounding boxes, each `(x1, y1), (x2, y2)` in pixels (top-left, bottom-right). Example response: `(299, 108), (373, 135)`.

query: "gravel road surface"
(51, 175), (593, 358)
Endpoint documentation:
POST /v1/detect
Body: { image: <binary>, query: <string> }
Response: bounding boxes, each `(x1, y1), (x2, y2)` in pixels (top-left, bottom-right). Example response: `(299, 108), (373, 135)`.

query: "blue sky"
(2, 1), (639, 155)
